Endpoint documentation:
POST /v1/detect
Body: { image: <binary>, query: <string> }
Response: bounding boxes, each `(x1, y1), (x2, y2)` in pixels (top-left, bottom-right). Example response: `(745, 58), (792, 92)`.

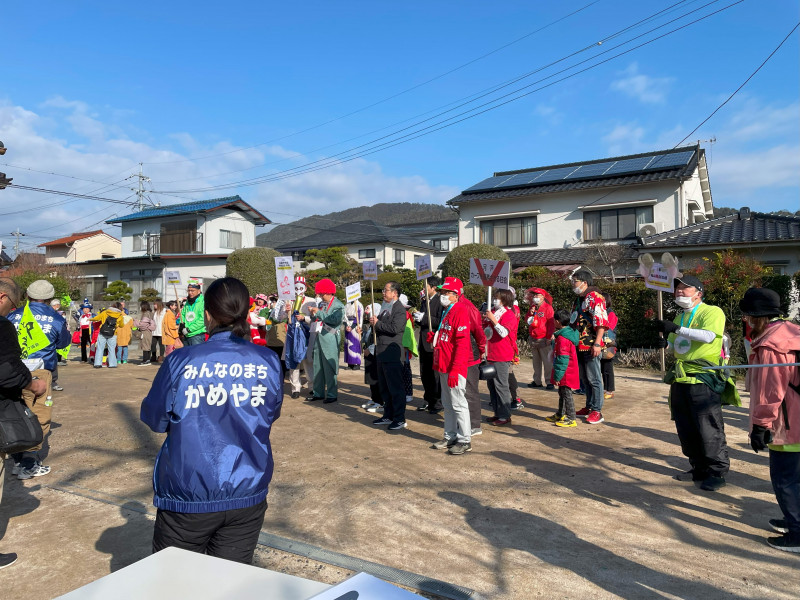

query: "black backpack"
(0, 398), (43, 454)
(99, 315), (118, 337)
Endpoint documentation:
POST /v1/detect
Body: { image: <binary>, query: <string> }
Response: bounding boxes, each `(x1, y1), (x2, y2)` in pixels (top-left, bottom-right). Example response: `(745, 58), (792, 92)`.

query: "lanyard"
(680, 303), (701, 329)
(437, 305), (453, 333)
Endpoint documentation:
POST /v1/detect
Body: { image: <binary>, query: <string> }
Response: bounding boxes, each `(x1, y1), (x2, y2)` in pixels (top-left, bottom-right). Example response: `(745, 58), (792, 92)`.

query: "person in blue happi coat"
(141, 277), (283, 564)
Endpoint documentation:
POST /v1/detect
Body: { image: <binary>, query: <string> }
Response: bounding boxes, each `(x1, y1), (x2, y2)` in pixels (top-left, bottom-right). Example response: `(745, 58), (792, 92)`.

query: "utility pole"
(130, 163), (151, 212)
(10, 227), (25, 257)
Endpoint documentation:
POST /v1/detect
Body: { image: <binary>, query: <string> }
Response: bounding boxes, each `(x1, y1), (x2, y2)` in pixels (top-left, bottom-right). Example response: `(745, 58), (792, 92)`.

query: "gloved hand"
(750, 425), (772, 453)
(656, 319), (679, 334)
(655, 337), (669, 349)
(426, 331), (435, 344)
(413, 311), (424, 322)
(447, 372), (459, 388)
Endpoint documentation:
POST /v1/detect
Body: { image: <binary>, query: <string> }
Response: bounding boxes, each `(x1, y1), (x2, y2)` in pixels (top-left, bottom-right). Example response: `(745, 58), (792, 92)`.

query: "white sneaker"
(471, 428), (483, 436)
(362, 400), (377, 409)
(366, 404), (383, 413)
(18, 464), (51, 480)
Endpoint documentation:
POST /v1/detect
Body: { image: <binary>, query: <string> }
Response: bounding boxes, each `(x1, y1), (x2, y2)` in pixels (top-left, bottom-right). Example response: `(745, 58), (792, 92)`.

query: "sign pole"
(487, 286), (492, 310)
(657, 290), (665, 373)
(370, 282), (375, 312)
(173, 284), (179, 303)
(425, 278), (432, 331)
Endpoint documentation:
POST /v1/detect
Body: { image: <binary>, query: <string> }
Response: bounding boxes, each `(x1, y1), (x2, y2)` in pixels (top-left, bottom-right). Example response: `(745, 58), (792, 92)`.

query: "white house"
(276, 220), (455, 272)
(38, 230), (120, 264)
(96, 196), (270, 301)
(447, 145), (713, 270)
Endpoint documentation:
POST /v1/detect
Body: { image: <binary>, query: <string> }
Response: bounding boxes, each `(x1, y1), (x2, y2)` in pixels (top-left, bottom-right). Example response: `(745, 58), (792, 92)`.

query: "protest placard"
(165, 270), (181, 285)
(414, 254), (432, 281)
(362, 260), (378, 281)
(468, 258), (510, 290)
(345, 282), (362, 303)
(644, 263), (675, 293)
(274, 256), (296, 301)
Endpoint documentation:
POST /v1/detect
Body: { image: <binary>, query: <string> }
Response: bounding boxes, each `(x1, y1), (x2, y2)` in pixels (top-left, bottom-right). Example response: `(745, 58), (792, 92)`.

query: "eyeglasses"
(1, 293), (17, 310)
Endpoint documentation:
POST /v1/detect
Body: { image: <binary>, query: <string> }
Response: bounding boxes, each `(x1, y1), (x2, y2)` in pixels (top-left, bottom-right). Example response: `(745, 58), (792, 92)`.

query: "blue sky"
(1, 1), (798, 253)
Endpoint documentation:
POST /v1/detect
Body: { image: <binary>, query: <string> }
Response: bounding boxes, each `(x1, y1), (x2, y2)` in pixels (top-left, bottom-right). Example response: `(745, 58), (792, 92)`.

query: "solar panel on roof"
(564, 161), (615, 179)
(644, 150), (694, 170)
(463, 174), (516, 192)
(604, 156), (655, 175)
(530, 166), (579, 184)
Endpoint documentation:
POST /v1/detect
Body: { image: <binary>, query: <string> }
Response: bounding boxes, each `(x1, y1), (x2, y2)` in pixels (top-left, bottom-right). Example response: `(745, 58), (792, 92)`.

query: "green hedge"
(226, 247), (281, 296)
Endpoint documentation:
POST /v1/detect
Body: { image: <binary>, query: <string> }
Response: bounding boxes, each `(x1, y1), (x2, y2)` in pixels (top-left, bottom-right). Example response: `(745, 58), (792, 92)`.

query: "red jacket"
(433, 297), (473, 379)
(526, 302), (555, 340)
(484, 307), (518, 362)
(465, 298), (487, 367)
(551, 328), (580, 388)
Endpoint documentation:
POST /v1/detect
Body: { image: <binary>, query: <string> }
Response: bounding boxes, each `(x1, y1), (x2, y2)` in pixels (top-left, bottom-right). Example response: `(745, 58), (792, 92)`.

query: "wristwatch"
(592, 342), (601, 347)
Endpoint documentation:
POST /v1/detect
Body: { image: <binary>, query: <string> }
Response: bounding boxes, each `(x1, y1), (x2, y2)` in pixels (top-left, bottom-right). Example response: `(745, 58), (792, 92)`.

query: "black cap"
(674, 275), (704, 293)
(739, 287), (782, 317)
(572, 269), (593, 285)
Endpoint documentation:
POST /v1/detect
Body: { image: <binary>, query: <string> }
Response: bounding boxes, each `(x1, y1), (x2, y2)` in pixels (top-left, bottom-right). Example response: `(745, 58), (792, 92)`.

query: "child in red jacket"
(547, 309), (581, 427)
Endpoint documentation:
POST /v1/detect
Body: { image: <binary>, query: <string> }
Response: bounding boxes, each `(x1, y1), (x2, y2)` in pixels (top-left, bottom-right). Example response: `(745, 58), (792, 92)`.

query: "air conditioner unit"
(638, 222), (664, 237)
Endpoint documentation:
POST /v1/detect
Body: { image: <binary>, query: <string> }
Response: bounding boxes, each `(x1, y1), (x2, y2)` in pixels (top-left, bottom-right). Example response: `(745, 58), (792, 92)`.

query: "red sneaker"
(586, 410), (604, 425)
(491, 418), (512, 427)
(576, 407), (591, 416)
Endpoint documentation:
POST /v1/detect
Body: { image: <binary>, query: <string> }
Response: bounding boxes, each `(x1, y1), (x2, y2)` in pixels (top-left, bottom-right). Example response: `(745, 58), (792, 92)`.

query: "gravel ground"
(0, 351), (797, 599)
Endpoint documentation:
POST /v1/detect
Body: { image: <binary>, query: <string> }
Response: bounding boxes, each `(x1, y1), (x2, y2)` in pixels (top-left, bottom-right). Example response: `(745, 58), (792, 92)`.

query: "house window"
(358, 249), (376, 259)
(432, 238), (449, 251)
(291, 251), (305, 262)
(393, 249), (405, 265)
(480, 217), (537, 247)
(132, 234), (145, 252)
(220, 230), (242, 250)
(583, 206), (654, 240)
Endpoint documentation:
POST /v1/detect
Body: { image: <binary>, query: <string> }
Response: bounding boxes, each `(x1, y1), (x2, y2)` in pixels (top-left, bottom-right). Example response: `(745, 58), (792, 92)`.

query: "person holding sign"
(414, 276), (443, 413)
(344, 296), (364, 370)
(307, 279), (345, 404)
(655, 275), (736, 492)
(432, 277), (474, 454)
(369, 281), (409, 430)
(287, 277), (317, 399)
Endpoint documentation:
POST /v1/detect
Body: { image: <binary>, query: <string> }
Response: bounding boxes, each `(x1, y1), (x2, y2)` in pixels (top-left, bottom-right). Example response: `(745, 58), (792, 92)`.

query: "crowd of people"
(1, 268), (798, 570)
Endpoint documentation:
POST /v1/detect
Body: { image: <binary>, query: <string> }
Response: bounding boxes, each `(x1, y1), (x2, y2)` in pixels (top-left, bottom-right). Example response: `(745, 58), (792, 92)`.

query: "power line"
(154, 0), (702, 185)
(674, 20), (800, 147)
(141, 1), (608, 166)
(153, 0), (739, 195)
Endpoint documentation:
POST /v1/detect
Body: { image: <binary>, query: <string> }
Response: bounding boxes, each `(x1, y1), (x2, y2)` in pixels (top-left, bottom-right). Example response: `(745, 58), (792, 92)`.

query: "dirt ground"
(1, 350), (798, 600)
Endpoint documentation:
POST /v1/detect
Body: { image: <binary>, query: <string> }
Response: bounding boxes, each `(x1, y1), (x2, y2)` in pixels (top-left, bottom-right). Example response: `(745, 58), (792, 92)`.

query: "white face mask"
(492, 299), (501, 309)
(674, 295), (696, 310)
(532, 296), (543, 305)
(572, 285), (584, 295)
(315, 296), (322, 304)
(439, 294), (452, 307)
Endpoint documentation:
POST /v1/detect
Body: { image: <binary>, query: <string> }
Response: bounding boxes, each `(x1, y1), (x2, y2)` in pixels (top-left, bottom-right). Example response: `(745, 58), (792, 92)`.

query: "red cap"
(439, 277), (464, 295)
(314, 278), (336, 295)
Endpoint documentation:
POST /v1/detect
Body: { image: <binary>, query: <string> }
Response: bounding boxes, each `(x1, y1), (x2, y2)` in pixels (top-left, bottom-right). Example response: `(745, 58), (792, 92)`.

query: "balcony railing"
(147, 231), (204, 255)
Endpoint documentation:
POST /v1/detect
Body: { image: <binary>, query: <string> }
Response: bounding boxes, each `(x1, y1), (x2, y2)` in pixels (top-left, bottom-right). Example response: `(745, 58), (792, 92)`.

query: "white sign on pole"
(644, 263), (675, 293)
(468, 258), (510, 290)
(345, 282), (362, 303)
(274, 256), (296, 301)
(165, 270), (181, 286)
(362, 260), (378, 281)
(414, 254), (432, 281)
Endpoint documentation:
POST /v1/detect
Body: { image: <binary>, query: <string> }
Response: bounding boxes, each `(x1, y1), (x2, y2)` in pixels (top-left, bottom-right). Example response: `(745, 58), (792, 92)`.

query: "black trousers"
(508, 370), (518, 399)
(153, 499), (268, 564)
(670, 383), (729, 479)
(378, 360), (406, 424)
(151, 335), (165, 360)
(418, 347), (440, 409)
(466, 363), (481, 430)
(770, 450), (800, 537)
(601, 358), (615, 392)
(81, 328), (91, 362)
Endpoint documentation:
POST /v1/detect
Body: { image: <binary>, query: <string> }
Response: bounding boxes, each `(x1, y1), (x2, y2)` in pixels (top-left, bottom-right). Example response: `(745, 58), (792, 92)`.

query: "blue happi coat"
(284, 312), (309, 370)
(8, 302), (70, 371)
(140, 330), (283, 513)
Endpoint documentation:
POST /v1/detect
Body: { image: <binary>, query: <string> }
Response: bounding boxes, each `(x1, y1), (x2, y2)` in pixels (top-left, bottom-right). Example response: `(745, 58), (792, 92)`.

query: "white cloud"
(610, 62), (673, 104)
(0, 97), (458, 249)
(710, 144), (800, 190)
(724, 98), (800, 142)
